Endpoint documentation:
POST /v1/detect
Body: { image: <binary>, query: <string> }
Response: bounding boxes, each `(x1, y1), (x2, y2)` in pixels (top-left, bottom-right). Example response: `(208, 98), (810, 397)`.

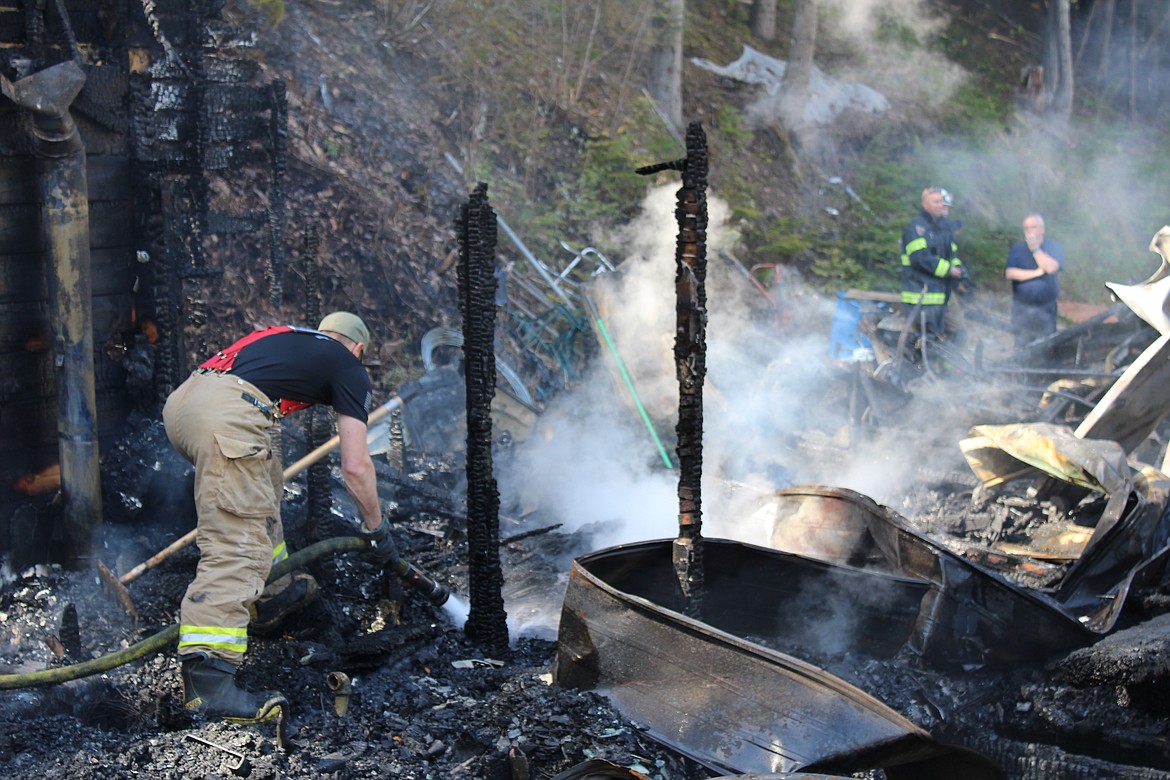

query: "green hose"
(0, 536), (368, 690)
(595, 315), (674, 469)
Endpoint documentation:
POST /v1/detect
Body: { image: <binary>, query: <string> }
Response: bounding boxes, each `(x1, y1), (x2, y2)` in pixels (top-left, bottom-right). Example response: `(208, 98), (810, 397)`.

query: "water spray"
(395, 559), (470, 627)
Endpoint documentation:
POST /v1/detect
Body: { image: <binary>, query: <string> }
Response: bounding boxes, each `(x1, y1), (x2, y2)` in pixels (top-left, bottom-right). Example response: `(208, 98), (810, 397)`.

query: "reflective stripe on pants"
(164, 371), (288, 665)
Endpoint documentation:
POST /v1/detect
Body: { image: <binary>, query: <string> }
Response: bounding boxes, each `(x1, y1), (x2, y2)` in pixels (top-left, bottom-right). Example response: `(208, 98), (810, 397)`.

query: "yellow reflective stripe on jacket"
(932, 258), (951, 277)
(272, 541), (288, 564)
(179, 625), (248, 653)
(900, 290), (946, 305)
(904, 237), (927, 255)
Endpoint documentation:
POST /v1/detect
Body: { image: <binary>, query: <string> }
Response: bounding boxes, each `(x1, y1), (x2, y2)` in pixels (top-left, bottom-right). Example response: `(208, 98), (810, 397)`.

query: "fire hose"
(0, 536), (450, 690)
(116, 395), (403, 586)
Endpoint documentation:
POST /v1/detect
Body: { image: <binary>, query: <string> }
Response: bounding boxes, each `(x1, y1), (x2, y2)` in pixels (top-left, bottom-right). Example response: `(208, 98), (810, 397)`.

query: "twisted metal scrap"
(639, 122), (709, 612)
(457, 183), (509, 656)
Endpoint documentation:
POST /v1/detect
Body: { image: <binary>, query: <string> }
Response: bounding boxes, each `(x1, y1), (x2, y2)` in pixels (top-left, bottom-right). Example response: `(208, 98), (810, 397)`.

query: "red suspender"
(198, 326), (313, 417)
(198, 326), (293, 372)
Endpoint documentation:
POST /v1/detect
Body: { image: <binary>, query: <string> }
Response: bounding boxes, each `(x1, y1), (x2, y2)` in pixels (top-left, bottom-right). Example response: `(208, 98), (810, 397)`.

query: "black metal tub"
(554, 538), (1002, 779)
(764, 485), (1099, 667)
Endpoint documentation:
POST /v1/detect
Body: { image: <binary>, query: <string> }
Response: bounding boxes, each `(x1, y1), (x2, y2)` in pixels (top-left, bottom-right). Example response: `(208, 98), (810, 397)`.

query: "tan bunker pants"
(163, 371), (290, 666)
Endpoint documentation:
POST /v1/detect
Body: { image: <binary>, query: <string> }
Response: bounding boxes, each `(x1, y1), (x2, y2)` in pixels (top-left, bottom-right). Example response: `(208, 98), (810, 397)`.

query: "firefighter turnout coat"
(900, 210), (962, 333)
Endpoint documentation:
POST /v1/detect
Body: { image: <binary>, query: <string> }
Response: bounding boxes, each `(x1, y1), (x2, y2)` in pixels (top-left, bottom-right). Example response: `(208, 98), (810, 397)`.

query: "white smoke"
(820, 0), (948, 42)
(819, 0), (967, 115)
(501, 184), (848, 549)
(497, 182), (986, 638)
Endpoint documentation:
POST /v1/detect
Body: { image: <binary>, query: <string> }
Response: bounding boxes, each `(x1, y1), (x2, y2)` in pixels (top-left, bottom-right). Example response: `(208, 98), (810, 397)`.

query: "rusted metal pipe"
(1, 61), (102, 570)
(326, 671), (351, 717)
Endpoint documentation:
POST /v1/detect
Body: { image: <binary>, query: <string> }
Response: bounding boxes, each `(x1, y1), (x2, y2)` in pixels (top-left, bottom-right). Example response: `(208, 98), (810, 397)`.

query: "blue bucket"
(828, 291), (873, 360)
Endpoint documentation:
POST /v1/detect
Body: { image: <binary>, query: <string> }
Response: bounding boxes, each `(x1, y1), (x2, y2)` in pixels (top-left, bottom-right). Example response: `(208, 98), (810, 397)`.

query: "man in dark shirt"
(163, 312), (390, 724)
(1005, 214), (1063, 348)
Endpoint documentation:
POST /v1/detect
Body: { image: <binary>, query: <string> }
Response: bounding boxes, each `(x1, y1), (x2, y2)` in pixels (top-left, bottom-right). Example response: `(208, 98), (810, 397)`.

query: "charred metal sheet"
(959, 423), (1130, 493)
(763, 486), (1100, 668)
(554, 539), (1002, 778)
(958, 426), (1170, 632)
(1054, 466), (1170, 629)
(1073, 330), (1170, 455)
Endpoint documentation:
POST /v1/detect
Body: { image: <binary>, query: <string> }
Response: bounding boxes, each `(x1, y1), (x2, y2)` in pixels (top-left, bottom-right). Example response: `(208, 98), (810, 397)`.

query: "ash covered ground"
(0, 414), (713, 780)
(3, 381), (1170, 780)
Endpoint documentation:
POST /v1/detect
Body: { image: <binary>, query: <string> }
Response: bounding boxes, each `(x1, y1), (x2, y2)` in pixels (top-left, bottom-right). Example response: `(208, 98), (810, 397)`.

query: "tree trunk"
(1042, 0), (1074, 124)
(750, 0), (777, 42)
(779, 0), (817, 137)
(649, 0), (684, 132)
(1097, 0), (1117, 82)
(1129, 0), (1137, 120)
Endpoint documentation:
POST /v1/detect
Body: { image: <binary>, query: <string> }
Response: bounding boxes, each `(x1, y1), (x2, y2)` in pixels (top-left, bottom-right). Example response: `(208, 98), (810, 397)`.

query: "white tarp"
(690, 45), (889, 127)
(1105, 225), (1170, 335)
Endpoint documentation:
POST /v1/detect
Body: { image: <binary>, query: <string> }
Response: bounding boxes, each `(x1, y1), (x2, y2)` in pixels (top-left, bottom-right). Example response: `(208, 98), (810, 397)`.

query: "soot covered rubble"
(0, 413), (711, 780)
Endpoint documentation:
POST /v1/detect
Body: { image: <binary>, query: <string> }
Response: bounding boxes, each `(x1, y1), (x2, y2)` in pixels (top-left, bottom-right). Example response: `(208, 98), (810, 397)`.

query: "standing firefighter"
(162, 311), (399, 723)
(900, 186), (965, 336)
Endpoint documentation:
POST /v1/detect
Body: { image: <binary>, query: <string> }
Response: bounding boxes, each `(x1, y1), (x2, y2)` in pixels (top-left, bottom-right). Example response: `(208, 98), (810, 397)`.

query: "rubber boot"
(179, 653), (287, 724)
(250, 571), (319, 636)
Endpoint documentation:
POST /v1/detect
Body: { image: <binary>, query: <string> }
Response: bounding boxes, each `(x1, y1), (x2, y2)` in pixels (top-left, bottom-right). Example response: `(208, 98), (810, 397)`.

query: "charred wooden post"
(266, 80), (288, 307)
(2, 59), (103, 569)
(637, 122), (709, 612)
(300, 227), (332, 542)
(457, 183), (508, 656)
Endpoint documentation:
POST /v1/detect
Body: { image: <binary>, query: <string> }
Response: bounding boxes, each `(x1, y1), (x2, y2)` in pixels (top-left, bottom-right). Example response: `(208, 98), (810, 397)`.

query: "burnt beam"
(640, 122), (709, 612)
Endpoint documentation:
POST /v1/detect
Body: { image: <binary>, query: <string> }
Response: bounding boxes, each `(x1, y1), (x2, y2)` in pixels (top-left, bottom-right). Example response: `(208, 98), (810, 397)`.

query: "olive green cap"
(318, 311), (370, 347)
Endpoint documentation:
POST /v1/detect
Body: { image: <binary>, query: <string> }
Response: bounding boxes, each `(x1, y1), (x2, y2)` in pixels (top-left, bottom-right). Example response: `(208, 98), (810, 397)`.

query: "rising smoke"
(500, 183), (924, 557)
(498, 1), (1170, 638)
(819, 0), (966, 115)
(496, 174), (1000, 638)
(816, 0), (1170, 298)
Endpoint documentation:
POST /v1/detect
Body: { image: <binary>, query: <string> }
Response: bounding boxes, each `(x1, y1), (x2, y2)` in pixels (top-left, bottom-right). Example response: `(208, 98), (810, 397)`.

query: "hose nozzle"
(391, 558), (451, 607)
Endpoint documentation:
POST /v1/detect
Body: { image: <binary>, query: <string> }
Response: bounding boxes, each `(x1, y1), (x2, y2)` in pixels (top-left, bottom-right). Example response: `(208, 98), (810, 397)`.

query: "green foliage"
(706, 105), (766, 229)
(713, 105), (752, 143)
(872, 12), (919, 48)
(751, 216), (813, 260)
(486, 98), (680, 265)
(939, 81), (1012, 130)
(578, 110), (672, 222)
(416, 1), (1170, 308)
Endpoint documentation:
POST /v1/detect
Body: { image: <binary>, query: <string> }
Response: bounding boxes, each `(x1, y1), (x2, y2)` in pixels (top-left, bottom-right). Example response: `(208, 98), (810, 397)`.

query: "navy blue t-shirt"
(229, 330), (373, 422)
(1006, 238), (1063, 305)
